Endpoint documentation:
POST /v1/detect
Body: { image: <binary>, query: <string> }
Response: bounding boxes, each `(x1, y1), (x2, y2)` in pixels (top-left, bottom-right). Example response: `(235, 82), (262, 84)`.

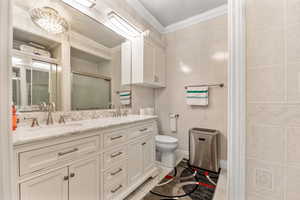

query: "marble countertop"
(13, 115), (157, 146)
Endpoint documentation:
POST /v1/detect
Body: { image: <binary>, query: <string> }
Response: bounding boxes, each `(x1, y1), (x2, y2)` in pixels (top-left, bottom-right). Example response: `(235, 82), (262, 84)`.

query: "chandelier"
(30, 7), (69, 34)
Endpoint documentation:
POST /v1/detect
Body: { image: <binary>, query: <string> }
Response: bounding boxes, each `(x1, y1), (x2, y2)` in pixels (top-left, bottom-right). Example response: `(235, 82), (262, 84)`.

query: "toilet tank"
(189, 128), (220, 173)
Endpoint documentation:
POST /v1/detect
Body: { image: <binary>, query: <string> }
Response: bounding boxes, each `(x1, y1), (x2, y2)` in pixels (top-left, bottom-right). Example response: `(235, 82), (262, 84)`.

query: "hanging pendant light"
(30, 7), (69, 34)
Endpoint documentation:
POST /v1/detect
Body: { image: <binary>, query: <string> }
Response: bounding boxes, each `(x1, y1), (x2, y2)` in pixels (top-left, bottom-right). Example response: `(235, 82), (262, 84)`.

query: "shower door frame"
(0, 0), (14, 200)
(227, 0), (246, 200)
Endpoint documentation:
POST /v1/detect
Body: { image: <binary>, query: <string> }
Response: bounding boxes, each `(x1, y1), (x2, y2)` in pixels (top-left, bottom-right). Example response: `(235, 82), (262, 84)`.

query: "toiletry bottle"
(12, 105), (17, 131)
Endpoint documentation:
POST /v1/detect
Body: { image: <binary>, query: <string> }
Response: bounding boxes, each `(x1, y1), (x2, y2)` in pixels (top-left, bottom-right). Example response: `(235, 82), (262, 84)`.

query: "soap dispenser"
(12, 105), (17, 131)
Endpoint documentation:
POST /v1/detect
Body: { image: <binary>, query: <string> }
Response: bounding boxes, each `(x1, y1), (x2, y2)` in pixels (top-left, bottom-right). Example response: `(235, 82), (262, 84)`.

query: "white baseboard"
(176, 149), (228, 169)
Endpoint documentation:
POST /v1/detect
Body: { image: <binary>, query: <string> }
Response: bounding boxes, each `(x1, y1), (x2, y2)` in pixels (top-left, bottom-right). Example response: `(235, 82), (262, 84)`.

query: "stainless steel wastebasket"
(189, 128), (220, 173)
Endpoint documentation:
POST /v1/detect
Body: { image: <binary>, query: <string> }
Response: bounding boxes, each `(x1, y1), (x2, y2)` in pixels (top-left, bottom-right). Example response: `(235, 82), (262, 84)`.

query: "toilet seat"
(155, 135), (178, 144)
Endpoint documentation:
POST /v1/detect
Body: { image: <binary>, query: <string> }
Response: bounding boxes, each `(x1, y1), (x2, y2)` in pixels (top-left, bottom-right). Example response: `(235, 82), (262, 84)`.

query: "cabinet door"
(143, 40), (155, 83)
(128, 140), (143, 185)
(154, 46), (166, 86)
(142, 136), (155, 173)
(69, 158), (99, 200)
(20, 168), (68, 200)
(121, 41), (132, 85)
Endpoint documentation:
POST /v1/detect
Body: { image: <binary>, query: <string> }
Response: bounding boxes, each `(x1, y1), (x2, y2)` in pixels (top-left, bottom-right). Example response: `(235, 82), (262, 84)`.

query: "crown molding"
(164, 4), (228, 33)
(126, 0), (165, 33)
(126, 1), (227, 34)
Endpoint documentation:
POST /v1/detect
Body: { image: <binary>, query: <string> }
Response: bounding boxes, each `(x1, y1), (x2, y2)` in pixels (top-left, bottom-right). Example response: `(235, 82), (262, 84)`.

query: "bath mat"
(144, 160), (219, 200)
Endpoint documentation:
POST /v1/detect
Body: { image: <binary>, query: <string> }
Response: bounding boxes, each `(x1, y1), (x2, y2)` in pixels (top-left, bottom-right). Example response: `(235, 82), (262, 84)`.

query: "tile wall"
(155, 15), (228, 160)
(246, 0), (300, 199)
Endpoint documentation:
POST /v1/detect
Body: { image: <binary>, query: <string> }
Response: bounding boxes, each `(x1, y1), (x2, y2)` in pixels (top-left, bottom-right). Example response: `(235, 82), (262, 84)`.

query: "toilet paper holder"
(169, 114), (179, 118)
(169, 114), (179, 133)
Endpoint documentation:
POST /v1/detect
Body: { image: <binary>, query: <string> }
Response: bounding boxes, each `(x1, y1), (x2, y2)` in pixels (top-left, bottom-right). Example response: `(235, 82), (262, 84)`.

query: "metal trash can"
(189, 128), (220, 173)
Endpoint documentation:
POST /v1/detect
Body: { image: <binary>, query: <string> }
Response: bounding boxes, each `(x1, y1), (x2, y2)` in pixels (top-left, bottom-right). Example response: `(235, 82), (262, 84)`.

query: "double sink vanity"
(13, 115), (158, 200)
(11, 0), (168, 199)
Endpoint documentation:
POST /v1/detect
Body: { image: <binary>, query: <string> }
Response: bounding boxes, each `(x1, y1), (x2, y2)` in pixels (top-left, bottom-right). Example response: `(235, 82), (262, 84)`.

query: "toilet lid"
(155, 135), (178, 144)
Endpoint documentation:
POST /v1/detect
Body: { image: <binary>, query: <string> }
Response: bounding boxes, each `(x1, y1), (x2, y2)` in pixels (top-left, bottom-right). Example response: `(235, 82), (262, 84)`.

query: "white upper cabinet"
(121, 41), (132, 86)
(122, 35), (166, 88)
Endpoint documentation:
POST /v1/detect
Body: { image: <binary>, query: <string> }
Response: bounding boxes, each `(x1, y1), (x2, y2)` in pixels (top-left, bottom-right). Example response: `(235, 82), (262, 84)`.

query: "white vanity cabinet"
(19, 156), (99, 200)
(128, 135), (155, 185)
(122, 35), (166, 88)
(14, 118), (158, 200)
(20, 168), (69, 200)
(68, 158), (100, 200)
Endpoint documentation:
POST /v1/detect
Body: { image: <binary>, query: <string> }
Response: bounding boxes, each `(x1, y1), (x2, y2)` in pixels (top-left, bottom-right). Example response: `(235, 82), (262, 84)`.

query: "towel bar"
(184, 83), (224, 89)
(116, 90), (131, 94)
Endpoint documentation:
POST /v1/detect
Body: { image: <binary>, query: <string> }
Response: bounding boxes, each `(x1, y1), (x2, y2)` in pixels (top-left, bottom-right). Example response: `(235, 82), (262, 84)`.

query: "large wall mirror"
(12, 0), (131, 112)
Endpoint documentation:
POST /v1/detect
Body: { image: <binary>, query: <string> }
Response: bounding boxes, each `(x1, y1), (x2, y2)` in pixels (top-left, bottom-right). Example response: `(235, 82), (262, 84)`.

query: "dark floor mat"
(144, 160), (219, 200)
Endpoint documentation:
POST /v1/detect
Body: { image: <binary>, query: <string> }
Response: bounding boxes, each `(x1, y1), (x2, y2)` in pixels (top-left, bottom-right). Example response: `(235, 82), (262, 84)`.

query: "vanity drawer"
(103, 130), (127, 149)
(104, 178), (127, 200)
(19, 136), (99, 176)
(103, 145), (127, 169)
(103, 160), (127, 185)
(129, 123), (155, 139)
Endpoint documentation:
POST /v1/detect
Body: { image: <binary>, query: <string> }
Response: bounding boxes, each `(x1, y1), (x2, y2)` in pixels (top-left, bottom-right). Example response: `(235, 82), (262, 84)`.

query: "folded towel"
(119, 91), (131, 105)
(186, 86), (209, 106)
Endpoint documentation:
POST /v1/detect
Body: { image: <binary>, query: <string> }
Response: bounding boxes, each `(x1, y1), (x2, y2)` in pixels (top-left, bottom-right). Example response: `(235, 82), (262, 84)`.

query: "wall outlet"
(255, 168), (273, 191)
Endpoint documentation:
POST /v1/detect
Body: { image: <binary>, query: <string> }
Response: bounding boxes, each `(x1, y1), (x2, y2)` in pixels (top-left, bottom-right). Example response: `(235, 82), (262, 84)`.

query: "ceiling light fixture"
(73, 0), (96, 8)
(30, 7), (69, 34)
(106, 11), (141, 39)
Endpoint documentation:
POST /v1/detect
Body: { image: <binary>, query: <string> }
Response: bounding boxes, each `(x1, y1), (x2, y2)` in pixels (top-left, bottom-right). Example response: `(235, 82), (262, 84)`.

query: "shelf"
(12, 49), (60, 65)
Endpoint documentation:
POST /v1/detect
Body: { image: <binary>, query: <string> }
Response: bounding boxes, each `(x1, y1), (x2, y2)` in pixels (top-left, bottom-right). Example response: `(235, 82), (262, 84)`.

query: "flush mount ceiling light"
(106, 11), (141, 39)
(30, 7), (69, 34)
(73, 0), (96, 8)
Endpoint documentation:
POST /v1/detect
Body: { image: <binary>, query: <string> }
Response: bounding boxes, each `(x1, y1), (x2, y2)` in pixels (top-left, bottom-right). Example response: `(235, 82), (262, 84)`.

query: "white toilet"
(155, 135), (178, 168)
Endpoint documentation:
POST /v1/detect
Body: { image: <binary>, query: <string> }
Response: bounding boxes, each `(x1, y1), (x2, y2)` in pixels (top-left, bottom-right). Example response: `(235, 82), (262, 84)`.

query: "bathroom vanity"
(13, 116), (158, 200)
(11, 0), (165, 199)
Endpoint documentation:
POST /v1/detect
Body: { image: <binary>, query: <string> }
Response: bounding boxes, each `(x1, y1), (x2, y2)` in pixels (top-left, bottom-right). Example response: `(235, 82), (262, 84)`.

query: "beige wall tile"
(287, 24), (300, 63)
(131, 85), (155, 114)
(286, 0), (300, 26)
(156, 16), (228, 160)
(247, 159), (284, 199)
(287, 127), (300, 166)
(286, 166), (300, 200)
(246, 0), (284, 30)
(247, 125), (285, 163)
(247, 0), (300, 198)
(287, 62), (300, 101)
(247, 28), (285, 67)
(247, 104), (300, 127)
(247, 67), (285, 102)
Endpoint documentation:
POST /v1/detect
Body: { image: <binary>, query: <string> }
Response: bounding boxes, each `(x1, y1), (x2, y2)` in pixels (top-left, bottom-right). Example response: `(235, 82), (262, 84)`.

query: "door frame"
(227, 0), (246, 200)
(0, 0), (14, 200)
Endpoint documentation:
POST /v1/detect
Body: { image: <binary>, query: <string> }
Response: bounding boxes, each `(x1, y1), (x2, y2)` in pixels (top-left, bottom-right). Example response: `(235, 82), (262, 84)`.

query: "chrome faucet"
(24, 117), (39, 127)
(59, 114), (70, 124)
(40, 102), (47, 112)
(112, 105), (128, 117)
(46, 102), (55, 125)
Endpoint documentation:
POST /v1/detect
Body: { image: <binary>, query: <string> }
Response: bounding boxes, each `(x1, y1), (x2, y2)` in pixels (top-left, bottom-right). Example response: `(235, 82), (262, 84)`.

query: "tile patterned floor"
(125, 157), (227, 200)
(143, 160), (219, 200)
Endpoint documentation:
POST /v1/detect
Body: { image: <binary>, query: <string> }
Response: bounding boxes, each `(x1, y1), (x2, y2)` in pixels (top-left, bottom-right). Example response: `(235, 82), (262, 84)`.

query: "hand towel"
(186, 86), (209, 106)
(119, 91), (131, 105)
